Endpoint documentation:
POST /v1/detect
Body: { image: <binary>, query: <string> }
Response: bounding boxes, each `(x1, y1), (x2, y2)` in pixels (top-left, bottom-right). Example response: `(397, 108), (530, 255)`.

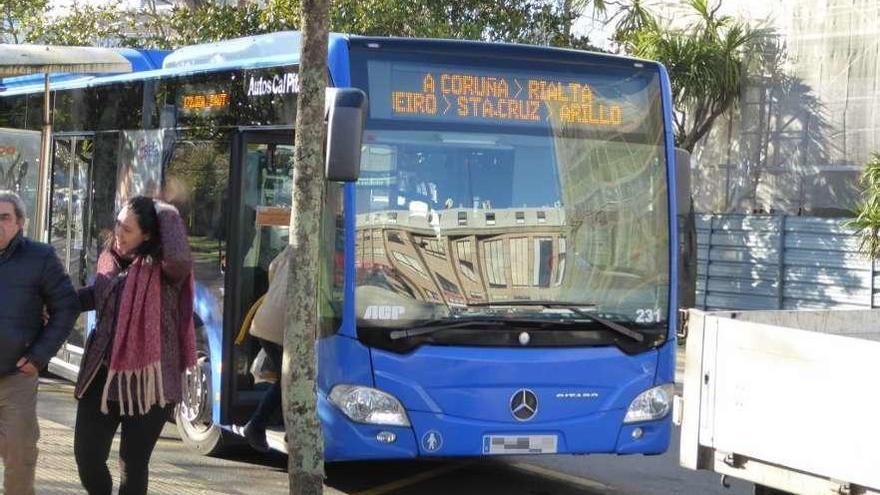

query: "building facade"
(684, 0), (880, 215)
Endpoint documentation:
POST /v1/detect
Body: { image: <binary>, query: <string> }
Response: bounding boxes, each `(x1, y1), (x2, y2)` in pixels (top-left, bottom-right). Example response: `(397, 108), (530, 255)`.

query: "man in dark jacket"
(0, 190), (78, 495)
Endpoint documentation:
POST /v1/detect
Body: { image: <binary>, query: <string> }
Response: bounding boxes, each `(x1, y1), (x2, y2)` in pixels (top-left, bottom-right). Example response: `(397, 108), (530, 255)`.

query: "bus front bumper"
(321, 394), (671, 461)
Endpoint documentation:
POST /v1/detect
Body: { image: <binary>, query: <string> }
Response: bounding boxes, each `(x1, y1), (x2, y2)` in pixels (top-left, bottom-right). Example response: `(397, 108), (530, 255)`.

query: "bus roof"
(0, 31), (661, 96)
(0, 32), (352, 96)
(160, 31), (353, 86)
(348, 35), (660, 70)
(0, 48), (169, 93)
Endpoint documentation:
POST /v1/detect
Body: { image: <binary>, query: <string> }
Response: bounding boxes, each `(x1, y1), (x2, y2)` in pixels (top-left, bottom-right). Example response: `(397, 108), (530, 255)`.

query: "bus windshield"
(353, 52), (669, 332)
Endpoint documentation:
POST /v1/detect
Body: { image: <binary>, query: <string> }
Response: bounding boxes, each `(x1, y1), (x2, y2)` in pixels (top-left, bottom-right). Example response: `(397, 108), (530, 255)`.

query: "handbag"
(249, 246), (292, 345)
(249, 348), (278, 384)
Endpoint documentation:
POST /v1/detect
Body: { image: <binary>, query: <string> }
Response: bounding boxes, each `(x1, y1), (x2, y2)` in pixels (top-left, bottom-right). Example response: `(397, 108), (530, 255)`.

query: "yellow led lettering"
(424, 94), (438, 114)
(393, 92), (407, 113)
(184, 95), (205, 109)
(462, 76), (475, 96)
(389, 69), (627, 128)
(550, 81), (568, 102)
(580, 85), (593, 105)
(441, 74), (455, 95)
(443, 74), (475, 96)
(182, 92), (229, 111)
(567, 82), (582, 102)
(507, 99), (522, 120)
(528, 80), (549, 101)
(482, 99), (495, 119)
(467, 96), (483, 116)
(457, 96), (470, 117)
(495, 98), (519, 120)
(490, 77), (509, 97)
(559, 102), (623, 126)
(529, 80), (576, 103)
(527, 80), (541, 101)
(559, 103), (576, 124)
(207, 93), (229, 108)
(422, 74), (435, 94)
(441, 74), (509, 98)
(527, 101), (541, 121)
(392, 91), (437, 115)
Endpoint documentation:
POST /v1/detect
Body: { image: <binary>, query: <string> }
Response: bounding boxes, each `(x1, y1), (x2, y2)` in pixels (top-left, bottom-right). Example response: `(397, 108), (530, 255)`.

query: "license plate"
(482, 435), (558, 455)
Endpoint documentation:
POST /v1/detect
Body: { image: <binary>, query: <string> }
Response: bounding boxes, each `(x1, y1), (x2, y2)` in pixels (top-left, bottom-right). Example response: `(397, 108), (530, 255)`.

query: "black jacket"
(0, 232), (78, 375)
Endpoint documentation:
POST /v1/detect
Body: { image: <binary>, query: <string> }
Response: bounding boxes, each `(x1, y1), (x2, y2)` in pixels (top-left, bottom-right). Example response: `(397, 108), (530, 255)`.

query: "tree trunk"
(283, 0), (329, 493)
(561, 0), (574, 42)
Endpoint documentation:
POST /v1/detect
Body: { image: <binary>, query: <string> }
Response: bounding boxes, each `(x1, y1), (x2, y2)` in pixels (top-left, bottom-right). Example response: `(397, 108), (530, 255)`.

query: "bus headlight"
(624, 384), (674, 424)
(329, 385), (410, 427)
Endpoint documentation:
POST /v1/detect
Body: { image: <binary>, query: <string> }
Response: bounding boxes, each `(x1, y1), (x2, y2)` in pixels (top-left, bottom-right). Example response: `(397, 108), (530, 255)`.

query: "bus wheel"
(176, 352), (225, 455)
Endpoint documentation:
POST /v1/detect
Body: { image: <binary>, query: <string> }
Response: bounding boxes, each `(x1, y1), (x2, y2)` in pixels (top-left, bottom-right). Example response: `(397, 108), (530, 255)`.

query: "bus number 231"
(635, 308), (662, 324)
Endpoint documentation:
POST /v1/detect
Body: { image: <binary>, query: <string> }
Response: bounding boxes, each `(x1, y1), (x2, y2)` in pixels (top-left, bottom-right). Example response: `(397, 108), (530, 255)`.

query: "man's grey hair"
(0, 190), (27, 224)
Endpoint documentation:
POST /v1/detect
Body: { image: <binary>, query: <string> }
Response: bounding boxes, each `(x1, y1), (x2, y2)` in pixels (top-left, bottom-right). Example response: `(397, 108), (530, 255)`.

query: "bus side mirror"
(325, 88), (368, 182)
(674, 148), (691, 215)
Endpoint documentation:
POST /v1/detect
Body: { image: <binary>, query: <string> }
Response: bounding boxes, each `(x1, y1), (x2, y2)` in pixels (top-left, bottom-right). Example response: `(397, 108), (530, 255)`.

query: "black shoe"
(243, 421), (270, 453)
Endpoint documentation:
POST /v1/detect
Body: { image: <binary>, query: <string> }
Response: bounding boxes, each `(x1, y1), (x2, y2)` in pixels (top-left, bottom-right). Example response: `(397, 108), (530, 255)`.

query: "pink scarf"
(97, 252), (197, 415)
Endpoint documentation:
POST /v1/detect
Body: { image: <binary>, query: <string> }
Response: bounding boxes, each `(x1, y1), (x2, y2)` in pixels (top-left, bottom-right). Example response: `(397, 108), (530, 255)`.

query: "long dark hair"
(107, 196), (161, 261)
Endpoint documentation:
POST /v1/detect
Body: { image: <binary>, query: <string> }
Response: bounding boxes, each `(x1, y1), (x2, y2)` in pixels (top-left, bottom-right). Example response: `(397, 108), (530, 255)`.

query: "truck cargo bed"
(680, 309), (880, 494)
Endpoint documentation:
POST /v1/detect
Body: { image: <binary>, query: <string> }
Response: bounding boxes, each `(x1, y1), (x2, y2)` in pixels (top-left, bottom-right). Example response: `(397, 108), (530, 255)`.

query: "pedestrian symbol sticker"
(422, 430), (443, 453)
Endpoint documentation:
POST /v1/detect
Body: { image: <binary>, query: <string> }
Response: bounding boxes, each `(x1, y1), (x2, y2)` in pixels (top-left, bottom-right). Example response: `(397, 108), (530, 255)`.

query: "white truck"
(677, 309), (880, 495)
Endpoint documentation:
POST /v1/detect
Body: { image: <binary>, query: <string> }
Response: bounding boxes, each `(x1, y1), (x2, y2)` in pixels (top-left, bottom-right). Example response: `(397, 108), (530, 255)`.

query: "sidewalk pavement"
(0, 379), (346, 495)
(20, 416), (220, 495)
(0, 346), (689, 495)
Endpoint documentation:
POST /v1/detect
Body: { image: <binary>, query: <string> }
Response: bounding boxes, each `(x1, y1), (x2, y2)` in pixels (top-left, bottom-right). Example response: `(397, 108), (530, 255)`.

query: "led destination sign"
(369, 60), (653, 129)
(181, 91), (230, 111)
(176, 67), (300, 119)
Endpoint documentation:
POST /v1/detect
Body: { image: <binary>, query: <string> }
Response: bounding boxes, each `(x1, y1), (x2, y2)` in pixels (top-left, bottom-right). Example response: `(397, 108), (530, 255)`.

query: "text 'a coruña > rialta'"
(391, 73), (623, 126)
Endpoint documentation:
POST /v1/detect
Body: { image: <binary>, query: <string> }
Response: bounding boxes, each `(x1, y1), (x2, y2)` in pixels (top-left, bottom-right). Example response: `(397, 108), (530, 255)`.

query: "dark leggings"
(74, 367), (172, 495)
(250, 339), (283, 429)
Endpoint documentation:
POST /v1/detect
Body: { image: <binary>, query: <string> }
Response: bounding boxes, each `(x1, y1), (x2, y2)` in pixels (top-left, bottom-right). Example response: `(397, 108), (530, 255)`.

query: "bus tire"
(176, 350), (227, 456)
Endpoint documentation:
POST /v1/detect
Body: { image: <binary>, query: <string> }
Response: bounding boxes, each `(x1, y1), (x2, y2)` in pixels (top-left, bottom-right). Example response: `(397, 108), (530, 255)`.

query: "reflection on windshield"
(355, 126), (668, 327)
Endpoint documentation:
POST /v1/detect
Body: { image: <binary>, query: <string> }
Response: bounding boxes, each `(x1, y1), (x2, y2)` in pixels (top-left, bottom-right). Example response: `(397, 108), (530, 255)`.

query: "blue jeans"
(250, 339), (282, 430)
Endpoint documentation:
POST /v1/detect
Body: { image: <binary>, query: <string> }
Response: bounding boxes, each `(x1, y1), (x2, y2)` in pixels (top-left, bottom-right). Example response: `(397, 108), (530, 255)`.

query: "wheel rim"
(179, 354), (212, 434)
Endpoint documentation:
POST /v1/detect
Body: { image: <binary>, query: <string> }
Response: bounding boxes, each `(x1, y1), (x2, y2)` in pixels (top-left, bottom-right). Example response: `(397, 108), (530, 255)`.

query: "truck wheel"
(176, 352), (227, 455)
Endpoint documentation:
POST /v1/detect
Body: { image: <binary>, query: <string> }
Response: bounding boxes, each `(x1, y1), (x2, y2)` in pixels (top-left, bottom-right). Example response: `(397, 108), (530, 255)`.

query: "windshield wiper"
(389, 316), (592, 341)
(389, 319), (509, 340)
(466, 300), (644, 343)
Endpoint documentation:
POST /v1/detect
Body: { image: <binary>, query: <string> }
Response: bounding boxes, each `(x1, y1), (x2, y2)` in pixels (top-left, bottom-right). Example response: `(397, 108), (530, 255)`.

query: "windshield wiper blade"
(389, 316), (575, 340)
(389, 319), (509, 340)
(466, 300), (644, 343)
(468, 300), (596, 309)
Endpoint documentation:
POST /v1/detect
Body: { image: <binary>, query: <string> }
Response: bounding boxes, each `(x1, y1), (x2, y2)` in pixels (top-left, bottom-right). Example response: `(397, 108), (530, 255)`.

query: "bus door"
(48, 134), (95, 376)
(223, 129), (294, 424)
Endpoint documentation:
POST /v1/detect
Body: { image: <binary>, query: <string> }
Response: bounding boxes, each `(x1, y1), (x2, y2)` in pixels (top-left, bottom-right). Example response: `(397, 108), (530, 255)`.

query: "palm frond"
(846, 153), (880, 259)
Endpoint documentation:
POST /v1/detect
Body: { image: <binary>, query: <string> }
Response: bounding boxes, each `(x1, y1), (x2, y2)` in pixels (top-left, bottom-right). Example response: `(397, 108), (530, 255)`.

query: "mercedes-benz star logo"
(510, 389), (538, 421)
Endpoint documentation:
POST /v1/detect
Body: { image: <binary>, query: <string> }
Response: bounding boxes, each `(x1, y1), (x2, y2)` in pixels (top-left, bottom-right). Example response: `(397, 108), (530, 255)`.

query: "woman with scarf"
(73, 196), (197, 495)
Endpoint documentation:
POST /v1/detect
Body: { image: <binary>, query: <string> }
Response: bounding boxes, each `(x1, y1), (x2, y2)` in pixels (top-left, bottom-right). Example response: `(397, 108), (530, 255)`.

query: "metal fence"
(695, 214), (880, 310)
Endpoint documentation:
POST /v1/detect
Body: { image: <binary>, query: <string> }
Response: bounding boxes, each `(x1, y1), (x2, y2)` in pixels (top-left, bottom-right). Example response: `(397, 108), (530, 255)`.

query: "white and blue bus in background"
(0, 31), (678, 461)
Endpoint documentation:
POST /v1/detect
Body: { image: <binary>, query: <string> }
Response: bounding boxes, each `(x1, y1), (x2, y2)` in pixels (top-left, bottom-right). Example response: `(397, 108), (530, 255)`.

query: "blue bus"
(0, 31), (678, 461)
